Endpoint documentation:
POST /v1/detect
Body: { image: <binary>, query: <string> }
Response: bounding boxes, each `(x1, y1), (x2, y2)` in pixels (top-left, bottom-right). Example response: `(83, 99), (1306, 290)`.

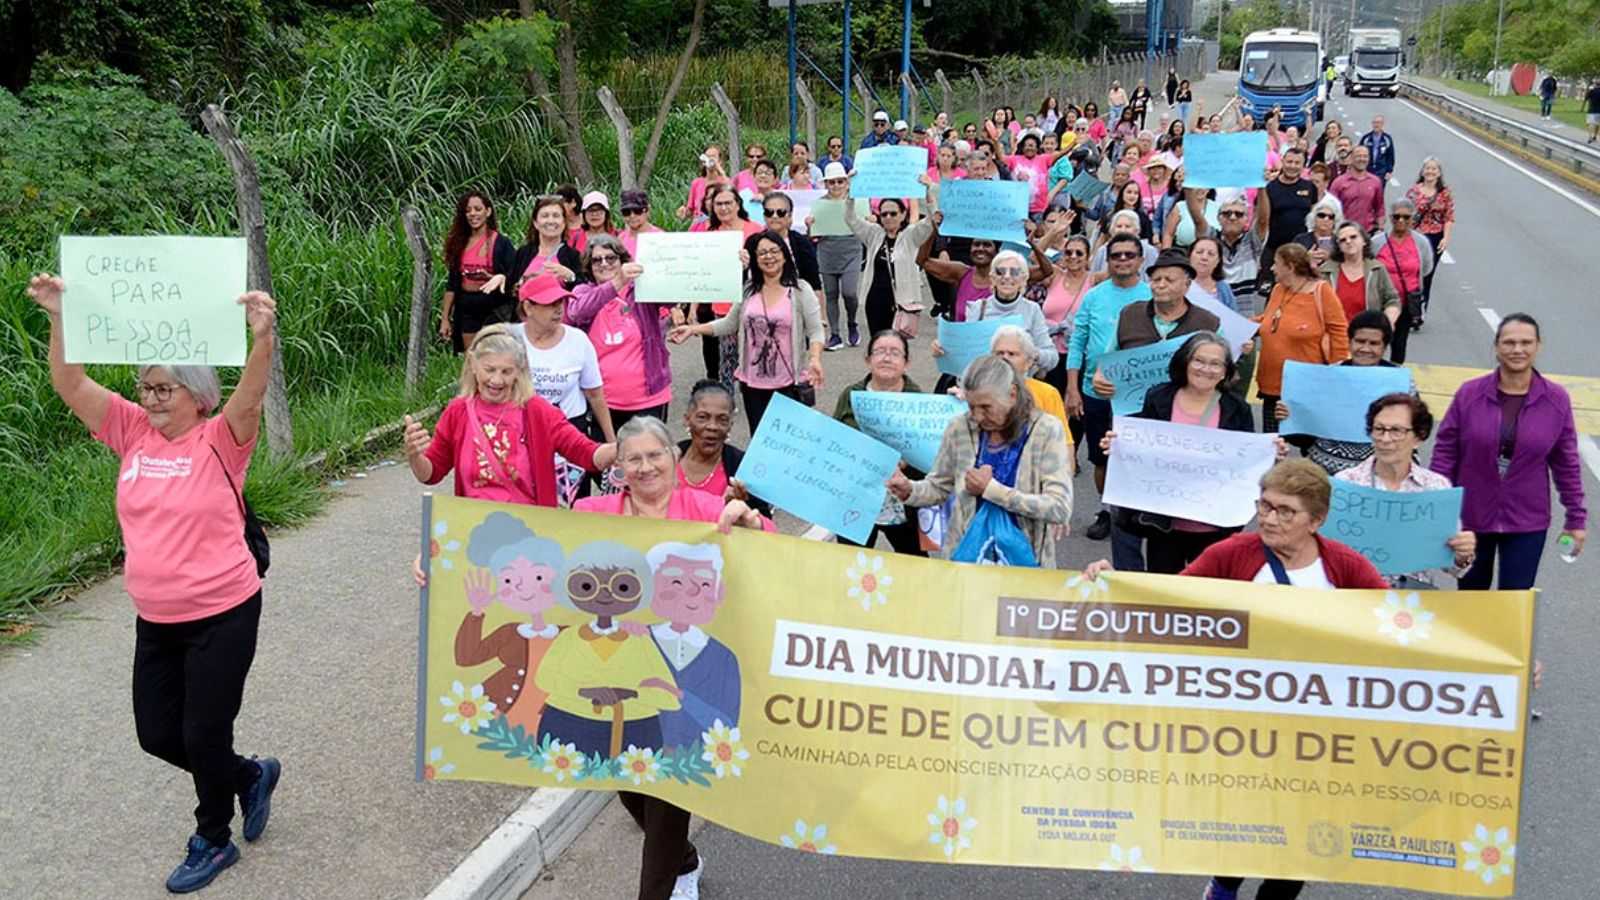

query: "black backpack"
(211, 447), (271, 577)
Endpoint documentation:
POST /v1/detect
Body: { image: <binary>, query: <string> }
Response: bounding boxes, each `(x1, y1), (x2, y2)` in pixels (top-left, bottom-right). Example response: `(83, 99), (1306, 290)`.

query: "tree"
(637, 0), (709, 186)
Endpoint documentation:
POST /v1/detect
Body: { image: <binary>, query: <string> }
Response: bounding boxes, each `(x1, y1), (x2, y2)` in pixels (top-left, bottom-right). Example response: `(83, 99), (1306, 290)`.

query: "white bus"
(1238, 28), (1326, 130)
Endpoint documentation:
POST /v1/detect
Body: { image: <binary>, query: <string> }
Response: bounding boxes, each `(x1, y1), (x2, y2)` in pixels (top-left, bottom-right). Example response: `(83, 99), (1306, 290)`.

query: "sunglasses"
(1392, 214), (1413, 220)
(621, 207), (647, 215)
(1219, 210), (1246, 218)
(590, 254), (620, 266)
(762, 207), (791, 217)
(1062, 249), (1087, 258)
(1315, 212), (1335, 219)
(1108, 251), (1140, 261)
(992, 266), (1027, 277)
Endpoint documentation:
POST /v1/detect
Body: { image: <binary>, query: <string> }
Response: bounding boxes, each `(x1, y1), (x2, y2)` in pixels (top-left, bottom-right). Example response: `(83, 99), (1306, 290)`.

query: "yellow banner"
(417, 494), (1534, 896)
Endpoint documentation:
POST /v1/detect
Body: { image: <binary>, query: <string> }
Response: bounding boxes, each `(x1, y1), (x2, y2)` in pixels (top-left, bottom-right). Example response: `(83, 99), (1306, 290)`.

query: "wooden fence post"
(710, 83), (741, 165)
(401, 207), (432, 394)
(795, 76), (817, 156)
(970, 68), (986, 124)
(596, 86), (637, 191)
(852, 72), (874, 136)
(199, 104), (293, 460)
(934, 68), (952, 117)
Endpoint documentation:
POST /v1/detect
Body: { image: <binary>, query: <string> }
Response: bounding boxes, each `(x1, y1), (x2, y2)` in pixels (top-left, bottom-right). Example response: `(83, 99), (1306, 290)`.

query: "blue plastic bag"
(949, 500), (1038, 567)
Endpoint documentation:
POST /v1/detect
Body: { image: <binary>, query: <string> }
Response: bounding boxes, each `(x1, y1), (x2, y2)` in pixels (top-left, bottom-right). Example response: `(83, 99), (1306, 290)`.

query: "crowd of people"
(22, 66), (1580, 900)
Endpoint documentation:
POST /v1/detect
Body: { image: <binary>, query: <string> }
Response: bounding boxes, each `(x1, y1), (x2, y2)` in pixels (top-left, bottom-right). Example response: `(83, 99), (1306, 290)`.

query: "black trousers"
(740, 383), (801, 435)
(619, 791), (698, 900)
(1212, 877), (1304, 898)
(1145, 529), (1233, 575)
(1390, 307), (1414, 364)
(1420, 230), (1444, 316)
(837, 517), (927, 556)
(695, 304), (719, 381)
(133, 592), (262, 845)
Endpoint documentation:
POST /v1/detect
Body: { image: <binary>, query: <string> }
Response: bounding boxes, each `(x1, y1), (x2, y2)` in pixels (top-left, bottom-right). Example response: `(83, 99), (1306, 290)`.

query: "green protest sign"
(58, 236), (248, 366)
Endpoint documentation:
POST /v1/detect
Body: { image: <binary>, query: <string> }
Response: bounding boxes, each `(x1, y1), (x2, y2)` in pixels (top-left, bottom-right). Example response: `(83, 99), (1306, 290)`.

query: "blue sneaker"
(165, 834), (239, 893)
(239, 756), (281, 843)
(1202, 879), (1239, 900)
(825, 334), (844, 351)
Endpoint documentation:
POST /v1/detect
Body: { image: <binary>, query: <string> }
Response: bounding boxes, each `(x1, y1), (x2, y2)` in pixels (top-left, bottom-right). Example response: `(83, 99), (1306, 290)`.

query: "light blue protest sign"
(1322, 481), (1463, 576)
(935, 315), (1024, 377)
(1182, 132), (1270, 189)
(938, 179), (1030, 244)
(850, 145), (928, 199)
(1280, 361), (1414, 442)
(1098, 335), (1191, 416)
(740, 393), (899, 544)
(849, 391), (966, 472)
(741, 189), (765, 225)
(1065, 171), (1111, 204)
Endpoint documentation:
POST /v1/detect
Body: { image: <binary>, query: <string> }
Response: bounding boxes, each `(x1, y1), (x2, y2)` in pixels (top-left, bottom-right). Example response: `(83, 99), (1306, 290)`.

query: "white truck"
(1345, 28), (1403, 97)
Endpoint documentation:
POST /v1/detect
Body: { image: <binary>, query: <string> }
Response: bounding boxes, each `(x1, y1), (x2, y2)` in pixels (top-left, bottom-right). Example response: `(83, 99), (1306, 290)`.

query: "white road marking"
(1441, 250), (1455, 265)
(1581, 435), (1600, 485)
(1479, 307), (1502, 330)
(1402, 99), (1600, 219)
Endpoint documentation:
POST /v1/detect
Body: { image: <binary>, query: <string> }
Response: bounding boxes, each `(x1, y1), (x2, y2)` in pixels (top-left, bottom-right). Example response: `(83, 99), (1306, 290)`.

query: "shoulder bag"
(210, 446), (270, 577)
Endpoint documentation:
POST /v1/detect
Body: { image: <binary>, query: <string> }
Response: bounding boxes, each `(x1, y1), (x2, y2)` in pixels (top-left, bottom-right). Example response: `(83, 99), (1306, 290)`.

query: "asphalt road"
(524, 79), (1600, 900)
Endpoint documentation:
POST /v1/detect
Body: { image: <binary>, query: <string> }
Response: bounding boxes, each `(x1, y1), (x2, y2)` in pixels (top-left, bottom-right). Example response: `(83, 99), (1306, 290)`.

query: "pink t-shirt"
(575, 488), (776, 531)
(1042, 272), (1092, 353)
(619, 224), (663, 258)
(1379, 236), (1422, 297)
(733, 170), (759, 195)
(93, 396), (261, 623)
(1169, 397), (1223, 532)
(590, 289), (671, 410)
(1007, 154), (1053, 213)
(676, 457), (729, 502)
(928, 166), (966, 182)
(423, 398), (536, 505)
(739, 289), (795, 390)
(1088, 119), (1108, 142)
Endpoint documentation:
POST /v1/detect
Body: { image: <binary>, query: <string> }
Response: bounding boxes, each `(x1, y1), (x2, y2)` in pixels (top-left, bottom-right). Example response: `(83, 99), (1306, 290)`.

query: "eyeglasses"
(590, 253), (619, 267)
(762, 207), (791, 217)
(870, 347), (906, 359)
(1062, 249), (1087, 258)
(1108, 251), (1140, 261)
(1369, 425), (1416, 439)
(879, 209), (903, 217)
(1219, 210), (1246, 219)
(619, 447), (672, 470)
(755, 248), (785, 259)
(1391, 213), (1413, 220)
(1337, 234), (1364, 243)
(621, 207), (647, 216)
(567, 569), (643, 602)
(136, 382), (181, 403)
(1255, 499), (1304, 521)
(1189, 358), (1227, 371)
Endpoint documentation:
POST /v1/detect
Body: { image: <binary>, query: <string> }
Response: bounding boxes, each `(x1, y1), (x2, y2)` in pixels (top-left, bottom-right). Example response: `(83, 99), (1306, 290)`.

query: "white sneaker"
(670, 856), (705, 900)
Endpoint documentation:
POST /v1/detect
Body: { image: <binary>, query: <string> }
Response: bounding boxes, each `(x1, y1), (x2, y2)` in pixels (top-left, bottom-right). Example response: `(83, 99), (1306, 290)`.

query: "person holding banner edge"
(26, 274), (284, 893)
(1334, 393), (1476, 590)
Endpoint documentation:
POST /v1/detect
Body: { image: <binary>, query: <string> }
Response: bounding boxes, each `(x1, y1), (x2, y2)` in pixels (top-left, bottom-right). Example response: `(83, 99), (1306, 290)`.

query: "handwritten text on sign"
(1103, 415), (1278, 527)
(59, 235), (247, 366)
(632, 231), (745, 303)
(849, 391), (966, 472)
(1322, 481), (1463, 576)
(850, 145), (930, 199)
(739, 393), (900, 543)
(937, 179), (1030, 244)
(1098, 335), (1191, 416)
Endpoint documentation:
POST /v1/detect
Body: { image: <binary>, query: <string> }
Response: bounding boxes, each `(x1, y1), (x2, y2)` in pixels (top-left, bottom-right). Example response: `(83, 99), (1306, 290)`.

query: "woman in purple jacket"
(1430, 313), (1586, 589)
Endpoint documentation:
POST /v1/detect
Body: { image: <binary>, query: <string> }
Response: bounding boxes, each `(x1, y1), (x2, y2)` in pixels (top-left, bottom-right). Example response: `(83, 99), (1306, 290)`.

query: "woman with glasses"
(1431, 313), (1587, 589)
(512, 195), (583, 295)
(1371, 198), (1435, 364)
(676, 143), (728, 224)
(844, 177), (937, 338)
(1406, 158), (1454, 325)
(1031, 230), (1093, 406)
(834, 330), (930, 556)
(440, 190), (516, 353)
(822, 135), (853, 171)
(566, 236), (673, 435)
(615, 189), (662, 258)
(929, 249), (1057, 376)
(1254, 243), (1350, 432)
(1084, 460), (1385, 900)
(27, 276), (286, 893)
(669, 230), (826, 432)
(1334, 393), (1476, 589)
(746, 158), (780, 208)
(1320, 221), (1399, 327)
(757, 191), (823, 299)
(1099, 333), (1285, 573)
(516, 269), (616, 505)
(687, 185), (764, 386)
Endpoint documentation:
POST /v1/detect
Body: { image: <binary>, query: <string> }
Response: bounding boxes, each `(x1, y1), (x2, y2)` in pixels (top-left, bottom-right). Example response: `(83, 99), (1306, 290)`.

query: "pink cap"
(518, 274), (570, 305)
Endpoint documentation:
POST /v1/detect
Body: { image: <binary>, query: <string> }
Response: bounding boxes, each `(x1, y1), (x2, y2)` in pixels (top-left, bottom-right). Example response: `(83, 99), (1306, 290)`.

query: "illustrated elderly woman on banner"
(533, 541), (683, 759)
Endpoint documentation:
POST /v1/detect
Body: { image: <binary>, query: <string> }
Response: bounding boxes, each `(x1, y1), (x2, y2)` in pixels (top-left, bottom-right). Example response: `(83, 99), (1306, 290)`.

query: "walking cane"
(592, 700), (628, 759)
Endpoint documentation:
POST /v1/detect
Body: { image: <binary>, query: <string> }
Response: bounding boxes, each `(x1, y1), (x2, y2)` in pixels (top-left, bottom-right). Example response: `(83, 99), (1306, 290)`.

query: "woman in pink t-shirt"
(677, 144), (729, 225)
(27, 274), (283, 891)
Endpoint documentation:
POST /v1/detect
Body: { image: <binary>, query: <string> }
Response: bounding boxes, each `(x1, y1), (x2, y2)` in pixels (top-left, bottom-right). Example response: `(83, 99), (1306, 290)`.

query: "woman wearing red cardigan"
(1086, 459), (1384, 900)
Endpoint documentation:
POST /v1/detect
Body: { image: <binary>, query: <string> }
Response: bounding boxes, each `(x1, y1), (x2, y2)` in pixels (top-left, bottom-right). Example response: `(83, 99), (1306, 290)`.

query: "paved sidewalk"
(1408, 75), (1584, 136)
(0, 462), (532, 900)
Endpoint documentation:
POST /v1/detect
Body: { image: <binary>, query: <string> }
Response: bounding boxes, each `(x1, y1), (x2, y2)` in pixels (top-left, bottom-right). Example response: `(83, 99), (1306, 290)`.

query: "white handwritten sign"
(1103, 415), (1277, 527)
(58, 235), (248, 365)
(632, 231), (745, 303)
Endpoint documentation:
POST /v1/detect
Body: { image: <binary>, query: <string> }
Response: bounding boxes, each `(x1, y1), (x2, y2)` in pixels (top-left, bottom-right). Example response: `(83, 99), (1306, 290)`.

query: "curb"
(424, 788), (612, 900)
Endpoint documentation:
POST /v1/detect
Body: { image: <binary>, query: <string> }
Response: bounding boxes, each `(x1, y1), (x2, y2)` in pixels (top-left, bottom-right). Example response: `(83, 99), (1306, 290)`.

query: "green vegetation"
(1416, 0), (1600, 77)
(1439, 77), (1592, 130)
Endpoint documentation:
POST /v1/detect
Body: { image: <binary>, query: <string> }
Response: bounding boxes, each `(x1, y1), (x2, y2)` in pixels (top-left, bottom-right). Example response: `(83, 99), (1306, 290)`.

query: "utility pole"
(1434, 0), (1446, 74)
(1490, 0), (1506, 94)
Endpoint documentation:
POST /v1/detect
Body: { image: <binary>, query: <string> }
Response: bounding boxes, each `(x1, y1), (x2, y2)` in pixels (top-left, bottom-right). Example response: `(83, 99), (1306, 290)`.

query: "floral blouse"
(1405, 185), (1454, 236)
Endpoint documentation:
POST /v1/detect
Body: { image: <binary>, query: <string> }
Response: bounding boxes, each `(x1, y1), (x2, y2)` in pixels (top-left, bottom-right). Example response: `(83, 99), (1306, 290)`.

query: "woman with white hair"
(929, 248), (1057, 375)
(1371, 197), (1435, 363)
(889, 354), (1072, 566)
(26, 274), (284, 892)
(1290, 195), (1345, 269)
(990, 324), (1072, 456)
(566, 415), (771, 900)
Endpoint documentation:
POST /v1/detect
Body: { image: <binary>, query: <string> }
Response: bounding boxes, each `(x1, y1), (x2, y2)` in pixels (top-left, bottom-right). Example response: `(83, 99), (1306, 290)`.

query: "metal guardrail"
(1399, 80), (1600, 185)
